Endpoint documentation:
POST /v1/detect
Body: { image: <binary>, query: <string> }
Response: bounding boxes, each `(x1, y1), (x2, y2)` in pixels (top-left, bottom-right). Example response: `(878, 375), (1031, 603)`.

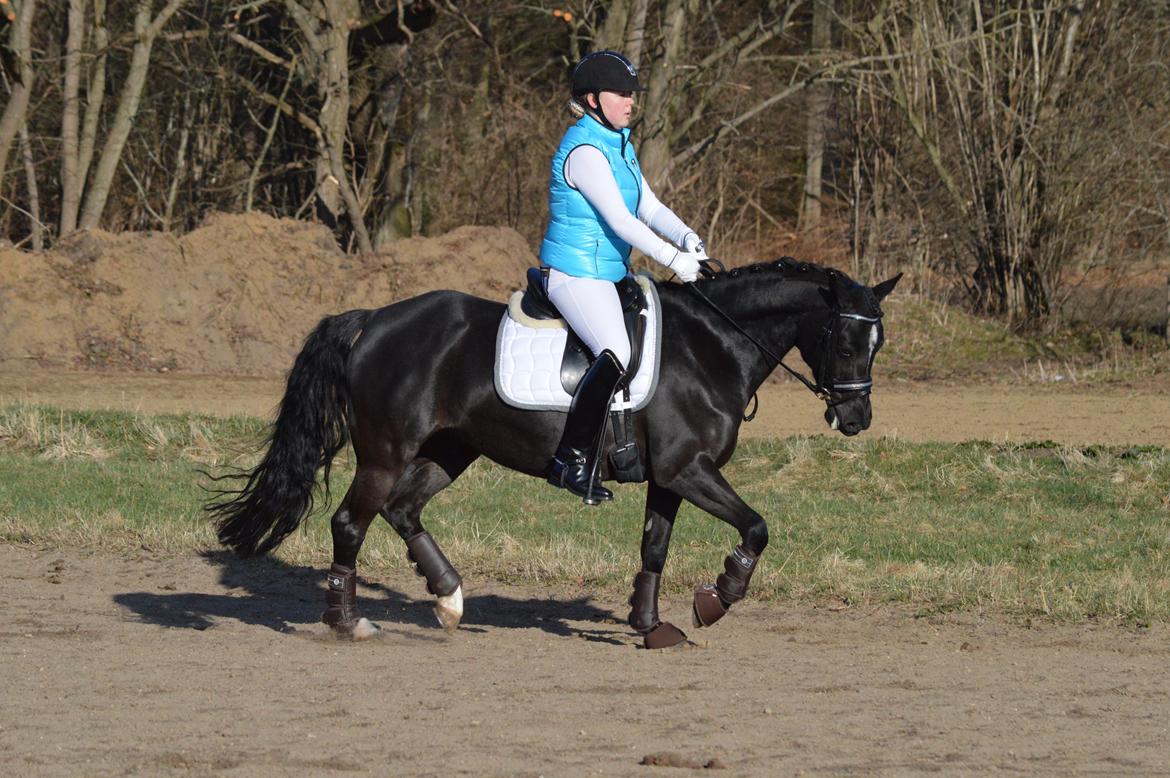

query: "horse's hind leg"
(322, 464), (400, 640)
(628, 481), (688, 649)
(380, 437), (477, 632)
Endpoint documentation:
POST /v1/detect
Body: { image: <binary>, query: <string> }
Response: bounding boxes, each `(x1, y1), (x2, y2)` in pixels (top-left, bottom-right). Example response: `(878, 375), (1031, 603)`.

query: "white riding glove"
(667, 249), (704, 283)
(682, 232), (708, 259)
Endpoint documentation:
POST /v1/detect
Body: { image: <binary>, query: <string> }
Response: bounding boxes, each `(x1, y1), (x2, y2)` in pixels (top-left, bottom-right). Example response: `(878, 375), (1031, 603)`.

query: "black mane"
(693, 256), (880, 315)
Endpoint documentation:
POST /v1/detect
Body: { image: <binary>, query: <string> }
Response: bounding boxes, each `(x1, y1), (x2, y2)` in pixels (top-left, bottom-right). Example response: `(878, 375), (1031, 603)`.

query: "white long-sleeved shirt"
(564, 144), (695, 268)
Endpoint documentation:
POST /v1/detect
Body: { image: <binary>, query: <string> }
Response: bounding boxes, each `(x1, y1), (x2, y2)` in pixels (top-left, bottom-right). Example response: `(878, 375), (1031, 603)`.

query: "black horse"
(207, 258), (900, 648)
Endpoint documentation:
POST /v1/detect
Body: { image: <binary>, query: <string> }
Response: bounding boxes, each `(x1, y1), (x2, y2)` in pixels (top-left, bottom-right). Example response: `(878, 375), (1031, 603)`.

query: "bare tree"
(58, 0), (109, 234)
(638, 0), (699, 188)
(799, 0), (831, 228)
(77, 0), (108, 212)
(16, 123), (42, 249)
(276, 1), (438, 252)
(77, 0), (187, 231)
(595, 0), (631, 51)
(60, 0), (85, 235)
(0, 0), (1160, 337)
(283, 0), (373, 252)
(0, 0), (37, 185)
(595, 0), (649, 65)
(863, 0), (1086, 325)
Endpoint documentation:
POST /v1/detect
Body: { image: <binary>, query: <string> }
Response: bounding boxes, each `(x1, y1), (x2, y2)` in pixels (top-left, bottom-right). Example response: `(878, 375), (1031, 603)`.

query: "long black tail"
(206, 309), (370, 557)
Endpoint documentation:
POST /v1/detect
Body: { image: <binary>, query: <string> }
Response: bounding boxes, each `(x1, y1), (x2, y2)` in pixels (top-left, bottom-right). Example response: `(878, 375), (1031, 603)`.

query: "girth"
(520, 267), (648, 394)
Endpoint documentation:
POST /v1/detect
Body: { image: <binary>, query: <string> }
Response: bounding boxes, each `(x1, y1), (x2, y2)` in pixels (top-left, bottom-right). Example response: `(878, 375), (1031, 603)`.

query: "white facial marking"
(867, 324), (879, 361)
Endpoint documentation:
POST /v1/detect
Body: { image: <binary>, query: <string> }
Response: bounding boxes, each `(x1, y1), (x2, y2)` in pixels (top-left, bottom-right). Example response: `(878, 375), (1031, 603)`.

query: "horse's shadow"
(113, 551), (626, 645)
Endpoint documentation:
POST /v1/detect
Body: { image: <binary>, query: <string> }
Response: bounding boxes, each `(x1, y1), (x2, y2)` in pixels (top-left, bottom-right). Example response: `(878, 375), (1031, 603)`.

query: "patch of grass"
(2, 405), (1168, 622)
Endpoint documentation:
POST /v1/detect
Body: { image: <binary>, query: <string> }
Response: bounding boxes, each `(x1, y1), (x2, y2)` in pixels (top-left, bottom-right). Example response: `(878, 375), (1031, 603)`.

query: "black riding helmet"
(571, 51), (647, 95)
(570, 51), (646, 131)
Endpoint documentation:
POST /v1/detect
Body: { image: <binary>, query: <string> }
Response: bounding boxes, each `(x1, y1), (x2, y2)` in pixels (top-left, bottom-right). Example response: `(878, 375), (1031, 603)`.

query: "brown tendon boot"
(692, 545), (759, 628)
(405, 530), (462, 597)
(321, 563), (360, 630)
(628, 571), (688, 649)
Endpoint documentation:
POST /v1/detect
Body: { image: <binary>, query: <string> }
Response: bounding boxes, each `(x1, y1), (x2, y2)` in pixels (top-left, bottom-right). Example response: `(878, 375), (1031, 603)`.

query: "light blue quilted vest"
(538, 115), (643, 282)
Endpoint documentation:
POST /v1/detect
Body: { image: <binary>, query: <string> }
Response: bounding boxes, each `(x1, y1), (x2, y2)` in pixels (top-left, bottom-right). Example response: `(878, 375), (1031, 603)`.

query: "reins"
(682, 259), (879, 422)
(683, 280), (825, 399)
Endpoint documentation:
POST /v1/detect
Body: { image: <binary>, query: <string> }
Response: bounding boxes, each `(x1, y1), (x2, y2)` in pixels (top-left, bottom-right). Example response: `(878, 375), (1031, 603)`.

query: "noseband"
(684, 267), (880, 418)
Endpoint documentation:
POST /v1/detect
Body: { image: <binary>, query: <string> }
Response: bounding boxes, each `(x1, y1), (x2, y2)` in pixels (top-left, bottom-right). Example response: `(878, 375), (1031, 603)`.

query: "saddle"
(519, 267), (648, 393)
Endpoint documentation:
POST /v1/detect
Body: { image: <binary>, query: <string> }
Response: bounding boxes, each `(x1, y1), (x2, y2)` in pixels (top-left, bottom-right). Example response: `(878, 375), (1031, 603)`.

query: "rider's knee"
(605, 340), (631, 372)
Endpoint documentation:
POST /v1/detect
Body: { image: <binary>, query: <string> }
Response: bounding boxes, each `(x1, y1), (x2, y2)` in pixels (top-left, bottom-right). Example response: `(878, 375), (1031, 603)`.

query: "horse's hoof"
(325, 615), (379, 641)
(692, 584), (728, 628)
(351, 617), (380, 641)
(643, 621), (688, 649)
(434, 585), (464, 633)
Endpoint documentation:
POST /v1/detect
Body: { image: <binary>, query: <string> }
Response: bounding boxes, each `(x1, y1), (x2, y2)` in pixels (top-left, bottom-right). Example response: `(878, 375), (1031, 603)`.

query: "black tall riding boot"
(547, 349), (624, 505)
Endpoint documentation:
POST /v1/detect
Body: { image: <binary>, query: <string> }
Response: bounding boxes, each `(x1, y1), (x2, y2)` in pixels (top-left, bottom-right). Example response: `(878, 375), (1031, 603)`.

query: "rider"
(541, 50), (708, 503)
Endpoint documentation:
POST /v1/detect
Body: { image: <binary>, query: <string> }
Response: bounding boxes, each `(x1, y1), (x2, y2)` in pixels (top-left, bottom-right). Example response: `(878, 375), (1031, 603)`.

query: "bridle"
(683, 261), (881, 420)
(813, 310), (883, 408)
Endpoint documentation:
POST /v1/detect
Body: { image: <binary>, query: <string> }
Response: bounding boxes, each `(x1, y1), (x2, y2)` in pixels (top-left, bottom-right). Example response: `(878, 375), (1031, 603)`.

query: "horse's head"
(795, 271), (901, 436)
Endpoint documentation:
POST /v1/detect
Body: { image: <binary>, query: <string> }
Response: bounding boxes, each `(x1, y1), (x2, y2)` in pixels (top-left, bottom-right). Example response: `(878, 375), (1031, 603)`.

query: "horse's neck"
(704, 273), (825, 350)
(668, 274), (827, 394)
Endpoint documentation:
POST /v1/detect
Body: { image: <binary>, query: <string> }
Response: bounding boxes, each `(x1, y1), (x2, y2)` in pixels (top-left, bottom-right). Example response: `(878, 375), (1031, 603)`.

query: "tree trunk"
(623, 0), (650, 68)
(19, 122), (43, 250)
(594, 0), (648, 67)
(288, 0), (375, 253)
(800, 0), (833, 229)
(638, 0), (698, 190)
(78, 0), (186, 231)
(596, 0), (630, 51)
(164, 93), (193, 228)
(0, 0), (38, 185)
(77, 0), (108, 209)
(60, 0), (87, 235)
(323, 0), (373, 253)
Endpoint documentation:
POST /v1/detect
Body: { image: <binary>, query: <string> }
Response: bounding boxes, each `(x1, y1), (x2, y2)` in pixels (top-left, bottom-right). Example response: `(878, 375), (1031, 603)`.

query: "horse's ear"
(872, 272), (903, 301)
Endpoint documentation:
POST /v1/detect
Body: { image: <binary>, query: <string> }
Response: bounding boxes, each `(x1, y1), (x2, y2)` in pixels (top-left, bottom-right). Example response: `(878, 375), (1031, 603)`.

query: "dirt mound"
(0, 213), (536, 375)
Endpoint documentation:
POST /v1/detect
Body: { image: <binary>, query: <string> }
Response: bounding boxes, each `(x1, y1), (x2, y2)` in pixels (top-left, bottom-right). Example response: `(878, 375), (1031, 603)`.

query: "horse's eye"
(839, 349), (852, 358)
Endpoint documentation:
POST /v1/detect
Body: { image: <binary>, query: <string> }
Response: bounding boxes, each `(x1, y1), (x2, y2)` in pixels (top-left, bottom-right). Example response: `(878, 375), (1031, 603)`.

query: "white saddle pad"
(494, 274), (662, 412)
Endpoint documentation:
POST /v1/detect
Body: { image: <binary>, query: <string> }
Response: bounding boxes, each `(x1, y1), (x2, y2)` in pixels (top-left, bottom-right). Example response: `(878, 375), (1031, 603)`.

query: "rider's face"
(590, 90), (635, 129)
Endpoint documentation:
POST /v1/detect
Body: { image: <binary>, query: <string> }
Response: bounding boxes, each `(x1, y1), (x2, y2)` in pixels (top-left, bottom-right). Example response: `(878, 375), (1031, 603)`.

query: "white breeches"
(545, 267), (632, 369)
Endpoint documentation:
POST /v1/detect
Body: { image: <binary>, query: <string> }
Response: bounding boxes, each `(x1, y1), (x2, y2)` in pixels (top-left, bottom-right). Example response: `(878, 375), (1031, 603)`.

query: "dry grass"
(0, 404), (111, 460)
(3, 406), (1170, 623)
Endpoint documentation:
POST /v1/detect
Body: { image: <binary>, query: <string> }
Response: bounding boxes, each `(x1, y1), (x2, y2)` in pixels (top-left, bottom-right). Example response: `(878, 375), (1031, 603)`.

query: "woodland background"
(1, 0), (1168, 331)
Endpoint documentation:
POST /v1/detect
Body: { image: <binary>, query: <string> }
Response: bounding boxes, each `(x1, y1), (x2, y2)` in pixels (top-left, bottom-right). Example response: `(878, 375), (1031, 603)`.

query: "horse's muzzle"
(825, 397), (871, 437)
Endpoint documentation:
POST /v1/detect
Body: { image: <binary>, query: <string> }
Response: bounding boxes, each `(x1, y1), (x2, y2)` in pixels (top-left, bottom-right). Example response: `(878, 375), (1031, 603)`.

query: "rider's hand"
(667, 249), (704, 283)
(682, 232), (707, 259)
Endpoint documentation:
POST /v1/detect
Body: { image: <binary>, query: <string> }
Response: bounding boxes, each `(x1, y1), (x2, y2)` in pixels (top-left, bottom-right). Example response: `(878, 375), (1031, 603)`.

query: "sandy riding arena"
(3, 376), (1170, 776)
(3, 215), (1170, 774)
(3, 545), (1168, 775)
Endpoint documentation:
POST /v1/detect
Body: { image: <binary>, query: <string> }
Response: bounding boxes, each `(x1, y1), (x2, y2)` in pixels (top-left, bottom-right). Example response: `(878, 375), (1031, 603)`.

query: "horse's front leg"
(665, 455), (768, 629)
(628, 481), (688, 649)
